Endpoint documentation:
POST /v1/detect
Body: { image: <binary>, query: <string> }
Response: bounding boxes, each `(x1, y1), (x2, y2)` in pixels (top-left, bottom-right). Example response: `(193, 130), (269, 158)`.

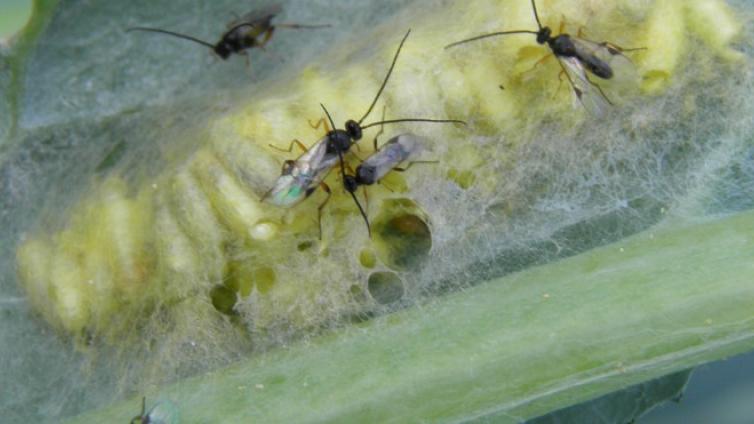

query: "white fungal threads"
(13, 0), (747, 391)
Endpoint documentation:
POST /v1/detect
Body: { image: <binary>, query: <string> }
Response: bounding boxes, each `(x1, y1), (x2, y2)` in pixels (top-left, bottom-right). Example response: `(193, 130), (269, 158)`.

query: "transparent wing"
(145, 400), (179, 424)
(232, 4), (282, 28)
(298, 136), (337, 175)
(557, 56), (611, 117)
(264, 136), (337, 207)
(365, 135), (422, 181)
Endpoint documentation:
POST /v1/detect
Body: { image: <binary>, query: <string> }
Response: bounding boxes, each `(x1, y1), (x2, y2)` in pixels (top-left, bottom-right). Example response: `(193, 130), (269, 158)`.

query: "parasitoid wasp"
(343, 132), (435, 234)
(445, 0), (645, 115)
(262, 29), (465, 238)
(128, 4), (329, 61)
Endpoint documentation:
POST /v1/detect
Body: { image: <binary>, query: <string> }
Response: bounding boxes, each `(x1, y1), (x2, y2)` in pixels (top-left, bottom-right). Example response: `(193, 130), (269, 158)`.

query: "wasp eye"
(214, 43), (232, 59)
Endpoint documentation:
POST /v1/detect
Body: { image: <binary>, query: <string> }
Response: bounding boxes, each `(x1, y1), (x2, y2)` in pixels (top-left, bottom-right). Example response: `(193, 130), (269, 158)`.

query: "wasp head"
(345, 120), (363, 141)
(536, 27), (552, 45)
(343, 175), (359, 193)
(214, 42), (232, 59)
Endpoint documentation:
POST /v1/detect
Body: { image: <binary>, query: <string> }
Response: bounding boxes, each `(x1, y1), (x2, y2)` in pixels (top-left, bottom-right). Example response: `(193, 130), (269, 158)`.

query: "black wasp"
(262, 29), (465, 238)
(128, 4), (329, 61)
(445, 0), (644, 115)
(343, 132), (435, 232)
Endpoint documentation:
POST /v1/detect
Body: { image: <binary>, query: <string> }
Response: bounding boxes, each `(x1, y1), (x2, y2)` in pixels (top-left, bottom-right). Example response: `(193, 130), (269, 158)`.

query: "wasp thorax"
(550, 34), (576, 56)
(356, 165), (376, 185)
(537, 27), (552, 44)
(326, 129), (353, 154)
(345, 120), (363, 141)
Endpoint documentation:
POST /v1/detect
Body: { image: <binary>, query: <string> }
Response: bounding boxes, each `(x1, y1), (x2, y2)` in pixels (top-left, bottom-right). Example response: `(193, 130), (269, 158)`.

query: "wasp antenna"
(127, 27), (216, 50)
(319, 103), (337, 132)
(361, 118), (466, 130)
(531, 0), (543, 30)
(444, 30), (538, 49)
(349, 189), (372, 237)
(276, 23), (332, 29)
(358, 29), (412, 125)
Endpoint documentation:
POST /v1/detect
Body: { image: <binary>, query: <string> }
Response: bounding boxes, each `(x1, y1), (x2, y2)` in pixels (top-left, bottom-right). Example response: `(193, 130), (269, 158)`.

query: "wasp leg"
(258, 27), (275, 48)
(378, 181), (396, 193)
(308, 118), (331, 134)
(259, 186), (273, 202)
(372, 105), (388, 152)
(238, 50), (252, 69)
(583, 73), (614, 105)
(392, 160), (439, 173)
(316, 182), (332, 240)
(554, 59), (581, 102)
(269, 139), (309, 153)
(349, 152), (366, 163)
(276, 23), (332, 30)
(553, 69), (567, 99)
(342, 162), (356, 174)
(523, 53), (554, 75)
(600, 41), (647, 56)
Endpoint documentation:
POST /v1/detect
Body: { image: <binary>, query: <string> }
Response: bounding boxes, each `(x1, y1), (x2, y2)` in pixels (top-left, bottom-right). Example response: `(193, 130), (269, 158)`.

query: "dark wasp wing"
(571, 36), (638, 81)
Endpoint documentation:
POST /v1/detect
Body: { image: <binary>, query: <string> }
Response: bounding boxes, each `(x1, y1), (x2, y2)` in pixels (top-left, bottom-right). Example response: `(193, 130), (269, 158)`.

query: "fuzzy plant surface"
(1, 0), (753, 422)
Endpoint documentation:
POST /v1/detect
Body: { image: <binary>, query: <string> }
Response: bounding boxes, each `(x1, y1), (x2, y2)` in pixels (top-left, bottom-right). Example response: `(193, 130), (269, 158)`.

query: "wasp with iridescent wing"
(445, 0), (645, 115)
(262, 29), (465, 238)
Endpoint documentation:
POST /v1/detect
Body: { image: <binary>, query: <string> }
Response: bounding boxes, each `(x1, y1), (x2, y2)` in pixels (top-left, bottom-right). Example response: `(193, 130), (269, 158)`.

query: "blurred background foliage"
(0, 0), (31, 42)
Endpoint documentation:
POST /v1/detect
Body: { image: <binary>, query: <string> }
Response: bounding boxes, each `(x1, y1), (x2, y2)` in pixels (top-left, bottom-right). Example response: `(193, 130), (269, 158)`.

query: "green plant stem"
(70, 210), (754, 423)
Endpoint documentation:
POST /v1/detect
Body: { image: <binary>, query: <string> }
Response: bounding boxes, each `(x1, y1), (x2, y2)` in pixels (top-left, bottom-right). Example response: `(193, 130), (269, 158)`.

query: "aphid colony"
(129, 0), (642, 238)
